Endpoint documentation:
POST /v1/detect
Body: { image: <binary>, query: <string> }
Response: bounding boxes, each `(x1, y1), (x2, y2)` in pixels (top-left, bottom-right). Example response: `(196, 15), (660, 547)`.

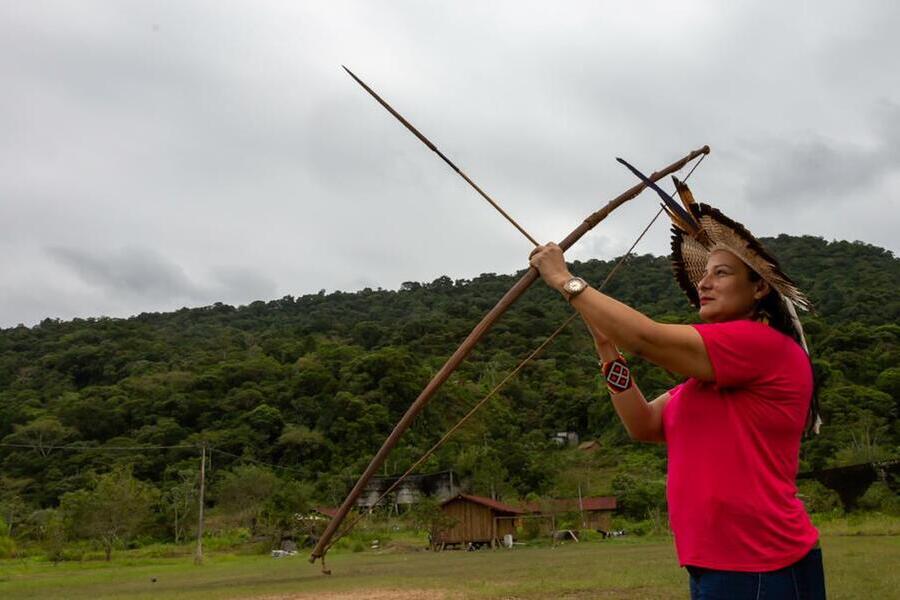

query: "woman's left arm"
(531, 243), (715, 381)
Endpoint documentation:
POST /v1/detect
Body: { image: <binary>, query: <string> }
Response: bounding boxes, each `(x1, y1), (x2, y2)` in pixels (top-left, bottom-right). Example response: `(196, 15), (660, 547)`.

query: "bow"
(309, 67), (709, 566)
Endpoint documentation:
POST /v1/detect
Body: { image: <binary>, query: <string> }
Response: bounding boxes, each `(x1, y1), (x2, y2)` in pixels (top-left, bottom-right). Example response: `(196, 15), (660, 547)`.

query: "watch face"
(565, 278), (585, 293)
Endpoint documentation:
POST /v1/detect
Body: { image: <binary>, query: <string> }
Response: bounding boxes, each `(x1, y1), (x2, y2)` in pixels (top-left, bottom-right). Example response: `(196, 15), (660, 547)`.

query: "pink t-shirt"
(662, 319), (818, 571)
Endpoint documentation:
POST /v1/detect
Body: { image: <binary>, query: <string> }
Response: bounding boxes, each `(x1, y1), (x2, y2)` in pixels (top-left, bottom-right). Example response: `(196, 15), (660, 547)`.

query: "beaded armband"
(601, 354), (634, 395)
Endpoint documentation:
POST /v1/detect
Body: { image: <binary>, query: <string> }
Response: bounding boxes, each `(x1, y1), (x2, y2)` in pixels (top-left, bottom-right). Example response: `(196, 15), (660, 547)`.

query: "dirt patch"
(254, 590), (458, 600)
(383, 540), (430, 553)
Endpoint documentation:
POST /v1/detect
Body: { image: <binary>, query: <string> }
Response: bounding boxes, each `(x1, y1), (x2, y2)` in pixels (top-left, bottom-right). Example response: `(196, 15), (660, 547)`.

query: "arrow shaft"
(343, 66), (539, 246)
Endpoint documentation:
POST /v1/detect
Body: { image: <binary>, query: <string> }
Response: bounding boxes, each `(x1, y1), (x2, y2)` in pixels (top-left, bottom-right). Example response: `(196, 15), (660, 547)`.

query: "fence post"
(194, 443), (207, 565)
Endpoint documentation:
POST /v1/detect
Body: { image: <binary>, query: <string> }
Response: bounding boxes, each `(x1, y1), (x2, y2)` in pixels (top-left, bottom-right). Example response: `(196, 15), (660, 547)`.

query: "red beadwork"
(604, 358), (632, 393)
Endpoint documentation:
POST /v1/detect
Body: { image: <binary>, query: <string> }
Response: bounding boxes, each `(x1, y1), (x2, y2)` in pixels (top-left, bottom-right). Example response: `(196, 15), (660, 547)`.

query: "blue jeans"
(688, 548), (825, 599)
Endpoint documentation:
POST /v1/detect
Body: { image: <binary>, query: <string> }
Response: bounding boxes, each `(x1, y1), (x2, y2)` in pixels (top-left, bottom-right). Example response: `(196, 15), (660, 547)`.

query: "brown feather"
(670, 176), (711, 245)
(672, 176), (697, 215)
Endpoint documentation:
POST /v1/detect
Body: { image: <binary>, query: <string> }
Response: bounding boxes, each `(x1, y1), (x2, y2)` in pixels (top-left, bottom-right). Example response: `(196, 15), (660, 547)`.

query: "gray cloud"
(1, 1), (898, 327)
(46, 246), (205, 301)
(211, 265), (277, 301)
(45, 245), (275, 308)
(743, 102), (900, 203)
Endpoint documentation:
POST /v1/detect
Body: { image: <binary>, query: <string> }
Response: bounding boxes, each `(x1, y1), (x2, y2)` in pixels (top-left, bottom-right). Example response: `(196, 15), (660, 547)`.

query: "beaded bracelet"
(600, 354), (634, 395)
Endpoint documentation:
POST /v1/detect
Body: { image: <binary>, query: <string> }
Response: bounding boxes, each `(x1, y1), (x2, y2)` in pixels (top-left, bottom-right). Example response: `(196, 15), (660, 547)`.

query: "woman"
(528, 180), (825, 599)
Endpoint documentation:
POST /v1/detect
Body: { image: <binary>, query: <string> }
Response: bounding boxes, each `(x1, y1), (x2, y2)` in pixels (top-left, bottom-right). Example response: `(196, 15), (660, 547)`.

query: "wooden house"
(522, 496), (617, 532)
(434, 494), (524, 549)
(576, 496), (617, 530)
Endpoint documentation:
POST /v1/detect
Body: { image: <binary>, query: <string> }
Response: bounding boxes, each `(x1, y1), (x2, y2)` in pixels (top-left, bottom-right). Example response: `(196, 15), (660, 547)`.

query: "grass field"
(0, 534), (897, 599)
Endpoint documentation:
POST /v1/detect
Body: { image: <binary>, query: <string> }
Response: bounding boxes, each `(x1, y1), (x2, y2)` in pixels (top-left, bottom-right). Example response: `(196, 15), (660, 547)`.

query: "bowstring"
(322, 152), (706, 553)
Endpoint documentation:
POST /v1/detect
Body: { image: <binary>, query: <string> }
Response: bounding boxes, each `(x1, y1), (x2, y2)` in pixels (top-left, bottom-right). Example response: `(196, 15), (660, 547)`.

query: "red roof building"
(521, 496), (617, 531)
(314, 506), (340, 518)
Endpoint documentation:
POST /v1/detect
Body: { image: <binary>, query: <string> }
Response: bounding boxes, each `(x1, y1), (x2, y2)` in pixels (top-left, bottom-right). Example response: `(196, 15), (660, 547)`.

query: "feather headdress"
(618, 157), (820, 433)
(616, 157), (811, 314)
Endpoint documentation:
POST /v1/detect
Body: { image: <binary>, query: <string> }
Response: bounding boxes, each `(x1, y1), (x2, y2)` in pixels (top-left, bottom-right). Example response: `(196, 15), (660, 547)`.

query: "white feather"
(783, 296), (809, 353)
(784, 296), (820, 433)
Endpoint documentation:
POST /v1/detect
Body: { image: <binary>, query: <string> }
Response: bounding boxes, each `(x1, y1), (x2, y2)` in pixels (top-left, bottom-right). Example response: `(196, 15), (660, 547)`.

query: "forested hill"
(1, 235), (897, 511)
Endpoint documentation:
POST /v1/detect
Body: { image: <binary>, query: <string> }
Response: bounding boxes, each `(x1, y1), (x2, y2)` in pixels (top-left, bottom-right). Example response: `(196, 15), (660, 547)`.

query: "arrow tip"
(342, 65), (365, 86)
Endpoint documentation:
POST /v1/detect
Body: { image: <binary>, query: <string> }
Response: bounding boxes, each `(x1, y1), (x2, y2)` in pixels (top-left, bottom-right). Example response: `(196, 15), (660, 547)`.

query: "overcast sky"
(2, 1), (898, 328)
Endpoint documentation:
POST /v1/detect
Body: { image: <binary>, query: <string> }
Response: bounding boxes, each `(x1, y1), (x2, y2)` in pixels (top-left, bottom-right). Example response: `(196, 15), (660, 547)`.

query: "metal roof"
(441, 493), (525, 514)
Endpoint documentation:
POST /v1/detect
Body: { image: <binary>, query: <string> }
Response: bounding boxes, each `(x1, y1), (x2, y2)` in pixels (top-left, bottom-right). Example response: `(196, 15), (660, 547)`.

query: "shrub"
(859, 481), (900, 515)
(519, 519), (542, 541)
(0, 536), (16, 559)
(203, 527), (252, 550)
(60, 548), (85, 562)
(611, 472), (667, 520)
(0, 516), (14, 558)
(577, 529), (604, 542)
(797, 480), (843, 514)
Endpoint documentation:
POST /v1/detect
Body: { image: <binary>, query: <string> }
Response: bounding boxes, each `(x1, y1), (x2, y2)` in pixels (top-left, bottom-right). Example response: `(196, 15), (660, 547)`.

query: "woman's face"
(697, 250), (770, 322)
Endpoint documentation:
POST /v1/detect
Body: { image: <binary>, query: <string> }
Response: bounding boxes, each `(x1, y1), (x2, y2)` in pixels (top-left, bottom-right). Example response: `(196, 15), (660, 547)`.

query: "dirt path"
(255, 590), (459, 600)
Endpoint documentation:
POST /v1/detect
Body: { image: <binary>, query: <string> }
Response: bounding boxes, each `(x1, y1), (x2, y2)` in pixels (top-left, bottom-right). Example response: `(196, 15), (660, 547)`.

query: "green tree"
(161, 468), (199, 544)
(276, 425), (330, 477)
(875, 367), (900, 399)
(243, 404), (284, 442)
(2, 416), (76, 457)
(405, 497), (458, 549)
(611, 453), (668, 520)
(211, 465), (278, 531)
(28, 509), (66, 563)
(455, 444), (509, 500)
(259, 478), (314, 546)
(0, 476), (30, 537)
(59, 466), (159, 560)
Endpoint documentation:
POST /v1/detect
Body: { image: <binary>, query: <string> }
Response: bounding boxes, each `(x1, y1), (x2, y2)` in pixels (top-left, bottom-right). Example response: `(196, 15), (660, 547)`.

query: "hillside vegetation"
(0, 235), (897, 554)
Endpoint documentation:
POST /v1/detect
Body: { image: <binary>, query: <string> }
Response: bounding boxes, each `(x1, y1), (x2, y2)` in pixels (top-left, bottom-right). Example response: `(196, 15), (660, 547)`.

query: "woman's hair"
(748, 269), (820, 437)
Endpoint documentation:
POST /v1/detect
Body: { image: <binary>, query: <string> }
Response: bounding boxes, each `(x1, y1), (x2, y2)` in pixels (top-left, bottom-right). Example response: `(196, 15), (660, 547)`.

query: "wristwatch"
(561, 276), (589, 302)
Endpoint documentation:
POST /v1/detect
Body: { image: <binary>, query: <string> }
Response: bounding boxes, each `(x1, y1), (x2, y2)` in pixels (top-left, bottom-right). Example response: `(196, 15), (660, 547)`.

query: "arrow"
(343, 66), (539, 246)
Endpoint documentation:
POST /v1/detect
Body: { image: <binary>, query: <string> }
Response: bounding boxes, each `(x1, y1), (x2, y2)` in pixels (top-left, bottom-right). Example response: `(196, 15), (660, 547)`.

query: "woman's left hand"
(529, 243), (572, 292)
